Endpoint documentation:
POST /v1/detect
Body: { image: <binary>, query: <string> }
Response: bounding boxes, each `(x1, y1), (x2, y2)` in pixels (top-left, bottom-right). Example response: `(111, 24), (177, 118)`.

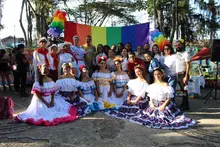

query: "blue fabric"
(165, 76), (177, 101)
(122, 25), (136, 51)
(148, 58), (161, 74)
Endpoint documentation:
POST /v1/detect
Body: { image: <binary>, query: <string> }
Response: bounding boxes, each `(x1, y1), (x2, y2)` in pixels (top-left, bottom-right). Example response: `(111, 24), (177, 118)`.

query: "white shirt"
(175, 51), (190, 73)
(47, 53), (56, 70)
(121, 57), (128, 71)
(159, 55), (176, 77)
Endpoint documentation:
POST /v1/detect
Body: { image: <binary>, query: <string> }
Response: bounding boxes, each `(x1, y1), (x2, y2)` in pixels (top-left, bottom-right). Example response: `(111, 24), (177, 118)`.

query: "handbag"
(0, 97), (14, 119)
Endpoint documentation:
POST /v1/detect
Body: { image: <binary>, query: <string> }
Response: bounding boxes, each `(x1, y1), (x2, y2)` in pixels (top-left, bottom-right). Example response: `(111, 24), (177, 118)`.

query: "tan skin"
(95, 60), (113, 97)
(144, 53), (152, 62)
(78, 70), (99, 102)
(150, 70), (171, 111)
(163, 45), (171, 56)
(59, 65), (75, 102)
(62, 44), (75, 62)
(39, 41), (47, 49)
(175, 42), (190, 84)
(121, 48), (128, 59)
(113, 61), (127, 98)
(127, 68), (147, 105)
(35, 65), (54, 108)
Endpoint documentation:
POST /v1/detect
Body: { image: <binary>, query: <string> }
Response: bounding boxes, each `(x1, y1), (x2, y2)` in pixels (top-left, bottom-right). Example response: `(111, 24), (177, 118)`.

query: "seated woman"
(78, 65), (104, 111)
(92, 56), (116, 109)
(131, 68), (196, 129)
(15, 64), (78, 126)
(111, 57), (130, 106)
(106, 64), (149, 120)
(56, 63), (90, 117)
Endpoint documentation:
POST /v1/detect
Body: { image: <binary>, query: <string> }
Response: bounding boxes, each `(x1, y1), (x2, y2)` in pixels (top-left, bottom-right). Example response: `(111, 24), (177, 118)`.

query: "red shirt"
(127, 58), (145, 71)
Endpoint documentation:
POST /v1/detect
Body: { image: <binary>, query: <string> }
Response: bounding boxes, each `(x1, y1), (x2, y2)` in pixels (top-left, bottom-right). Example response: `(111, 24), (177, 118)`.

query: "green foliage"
(64, 0), (139, 26)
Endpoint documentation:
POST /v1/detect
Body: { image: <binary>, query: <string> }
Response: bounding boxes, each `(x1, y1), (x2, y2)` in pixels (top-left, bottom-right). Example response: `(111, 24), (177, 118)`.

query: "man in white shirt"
(175, 40), (190, 111)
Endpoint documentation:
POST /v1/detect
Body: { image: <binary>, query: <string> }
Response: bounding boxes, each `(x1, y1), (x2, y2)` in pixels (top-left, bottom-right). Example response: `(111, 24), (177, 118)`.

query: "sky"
(0, 0), (151, 39)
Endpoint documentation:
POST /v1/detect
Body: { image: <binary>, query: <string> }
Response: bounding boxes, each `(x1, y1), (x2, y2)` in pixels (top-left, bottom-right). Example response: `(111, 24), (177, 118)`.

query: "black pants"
(14, 71), (27, 94)
(177, 73), (189, 108)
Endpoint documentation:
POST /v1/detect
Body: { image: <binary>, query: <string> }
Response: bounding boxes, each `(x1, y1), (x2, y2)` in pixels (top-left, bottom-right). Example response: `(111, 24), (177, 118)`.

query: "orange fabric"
(76, 24), (91, 46)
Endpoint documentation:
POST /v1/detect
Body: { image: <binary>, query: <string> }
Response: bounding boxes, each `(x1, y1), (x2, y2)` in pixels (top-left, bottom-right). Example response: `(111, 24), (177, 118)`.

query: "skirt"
(130, 100), (196, 129)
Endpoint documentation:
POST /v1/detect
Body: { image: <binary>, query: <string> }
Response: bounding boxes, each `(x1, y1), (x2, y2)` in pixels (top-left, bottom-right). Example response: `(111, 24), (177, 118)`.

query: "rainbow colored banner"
(64, 22), (150, 50)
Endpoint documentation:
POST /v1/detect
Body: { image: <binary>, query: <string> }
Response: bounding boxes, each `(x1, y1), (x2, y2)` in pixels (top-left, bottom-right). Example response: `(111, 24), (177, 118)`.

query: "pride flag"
(64, 22), (150, 50)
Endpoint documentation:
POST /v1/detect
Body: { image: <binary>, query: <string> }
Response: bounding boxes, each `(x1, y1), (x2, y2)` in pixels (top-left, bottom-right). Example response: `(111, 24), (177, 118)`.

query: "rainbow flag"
(64, 22), (150, 50)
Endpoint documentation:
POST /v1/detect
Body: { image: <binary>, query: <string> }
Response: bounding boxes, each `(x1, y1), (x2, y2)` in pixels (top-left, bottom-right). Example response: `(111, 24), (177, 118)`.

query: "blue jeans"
(165, 75), (177, 102)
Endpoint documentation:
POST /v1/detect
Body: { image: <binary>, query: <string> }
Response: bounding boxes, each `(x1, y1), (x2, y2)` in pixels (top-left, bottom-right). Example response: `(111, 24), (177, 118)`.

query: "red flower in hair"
(98, 56), (107, 63)
(79, 64), (86, 71)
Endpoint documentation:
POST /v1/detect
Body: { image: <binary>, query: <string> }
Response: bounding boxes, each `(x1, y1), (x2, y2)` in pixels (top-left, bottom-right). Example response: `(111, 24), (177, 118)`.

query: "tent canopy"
(190, 47), (211, 61)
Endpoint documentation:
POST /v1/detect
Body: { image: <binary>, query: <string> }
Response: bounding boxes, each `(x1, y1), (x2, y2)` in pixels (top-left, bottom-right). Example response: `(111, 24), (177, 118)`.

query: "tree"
(0, 0), (4, 30)
(64, 0), (138, 26)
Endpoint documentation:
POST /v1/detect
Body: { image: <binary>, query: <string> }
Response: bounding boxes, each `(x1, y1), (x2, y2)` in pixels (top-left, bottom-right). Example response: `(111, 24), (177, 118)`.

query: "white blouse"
(147, 84), (174, 101)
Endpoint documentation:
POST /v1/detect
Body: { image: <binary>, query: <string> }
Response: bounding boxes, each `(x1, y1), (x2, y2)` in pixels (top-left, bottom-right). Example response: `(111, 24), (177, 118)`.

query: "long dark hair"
(38, 67), (44, 86)
(152, 44), (160, 57)
(162, 44), (175, 55)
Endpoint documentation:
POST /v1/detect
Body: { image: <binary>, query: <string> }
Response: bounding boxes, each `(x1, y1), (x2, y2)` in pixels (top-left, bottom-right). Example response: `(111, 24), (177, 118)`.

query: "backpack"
(0, 96), (14, 119)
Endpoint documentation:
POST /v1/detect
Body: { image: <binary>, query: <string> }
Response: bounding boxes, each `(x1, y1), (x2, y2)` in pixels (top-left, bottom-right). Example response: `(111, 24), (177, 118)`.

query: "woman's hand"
(45, 102), (51, 108)
(131, 100), (138, 105)
(150, 103), (155, 110)
(50, 101), (54, 107)
(108, 91), (112, 97)
(159, 105), (166, 111)
(127, 99), (131, 104)
(95, 97), (99, 101)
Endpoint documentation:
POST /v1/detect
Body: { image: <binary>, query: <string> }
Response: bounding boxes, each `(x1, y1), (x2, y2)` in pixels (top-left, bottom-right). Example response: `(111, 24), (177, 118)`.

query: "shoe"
(20, 93), (29, 97)
(3, 86), (7, 91)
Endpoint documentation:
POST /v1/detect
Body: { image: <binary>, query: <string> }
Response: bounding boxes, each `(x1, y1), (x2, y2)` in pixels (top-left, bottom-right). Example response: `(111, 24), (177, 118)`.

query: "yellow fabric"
(103, 100), (116, 109)
(91, 26), (106, 47)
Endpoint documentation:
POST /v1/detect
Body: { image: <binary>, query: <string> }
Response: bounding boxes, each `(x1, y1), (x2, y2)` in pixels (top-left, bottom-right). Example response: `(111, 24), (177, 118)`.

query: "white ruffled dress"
(15, 81), (78, 126)
(131, 84), (196, 129)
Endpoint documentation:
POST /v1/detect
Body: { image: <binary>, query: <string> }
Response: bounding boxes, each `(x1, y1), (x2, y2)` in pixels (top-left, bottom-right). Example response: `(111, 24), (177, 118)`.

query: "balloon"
(53, 17), (60, 22)
(158, 34), (164, 39)
(52, 32), (59, 38)
(47, 28), (54, 35)
(57, 13), (64, 19)
(61, 11), (67, 17)
(154, 37), (158, 43)
(154, 29), (159, 32)
(51, 22), (57, 28)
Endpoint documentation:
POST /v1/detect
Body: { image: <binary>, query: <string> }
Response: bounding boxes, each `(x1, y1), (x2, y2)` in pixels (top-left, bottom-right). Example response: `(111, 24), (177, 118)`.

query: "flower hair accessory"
(79, 64), (88, 72)
(98, 56), (107, 63)
(114, 57), (123, 62)
(62, 62), (72, 68)
(134, 64), (144, 70)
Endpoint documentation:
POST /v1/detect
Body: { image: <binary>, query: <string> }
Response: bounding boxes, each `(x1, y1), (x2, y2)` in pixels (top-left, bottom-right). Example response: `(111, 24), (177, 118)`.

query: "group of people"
(9, 35), (196, 129)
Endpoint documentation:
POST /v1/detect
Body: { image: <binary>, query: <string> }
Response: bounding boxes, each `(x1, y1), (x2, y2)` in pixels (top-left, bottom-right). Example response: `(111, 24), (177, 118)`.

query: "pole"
(153, 0), (156, 29)
(176, 0), (178, 40)
(14, 25), (16, 48)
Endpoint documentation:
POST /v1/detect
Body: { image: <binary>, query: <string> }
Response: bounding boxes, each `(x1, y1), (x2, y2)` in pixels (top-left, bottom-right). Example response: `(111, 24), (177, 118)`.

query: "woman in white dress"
(106, 64), (149, 120)
(111, 57), (130, 106)
(131, 68), (196, 129)
(92, 56), (116, 109)
(56, 63), (90, 117)
(15, 64), (78, 126)
(120, 48), (128, 72)
(78, 65), (104, 111)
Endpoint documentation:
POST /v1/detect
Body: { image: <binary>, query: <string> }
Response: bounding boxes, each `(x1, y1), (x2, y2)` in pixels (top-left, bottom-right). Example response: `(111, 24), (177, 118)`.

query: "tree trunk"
(19, 0), (28, 46)
(26, 1), (32, 47)
(169, 4), (176, 44)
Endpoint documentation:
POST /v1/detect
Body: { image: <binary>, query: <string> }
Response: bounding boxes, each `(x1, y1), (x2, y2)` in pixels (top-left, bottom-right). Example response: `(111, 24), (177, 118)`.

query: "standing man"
(175, 40), (190, 110)
(14, 44), (29, 97)
(81, 35), (96, 75)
